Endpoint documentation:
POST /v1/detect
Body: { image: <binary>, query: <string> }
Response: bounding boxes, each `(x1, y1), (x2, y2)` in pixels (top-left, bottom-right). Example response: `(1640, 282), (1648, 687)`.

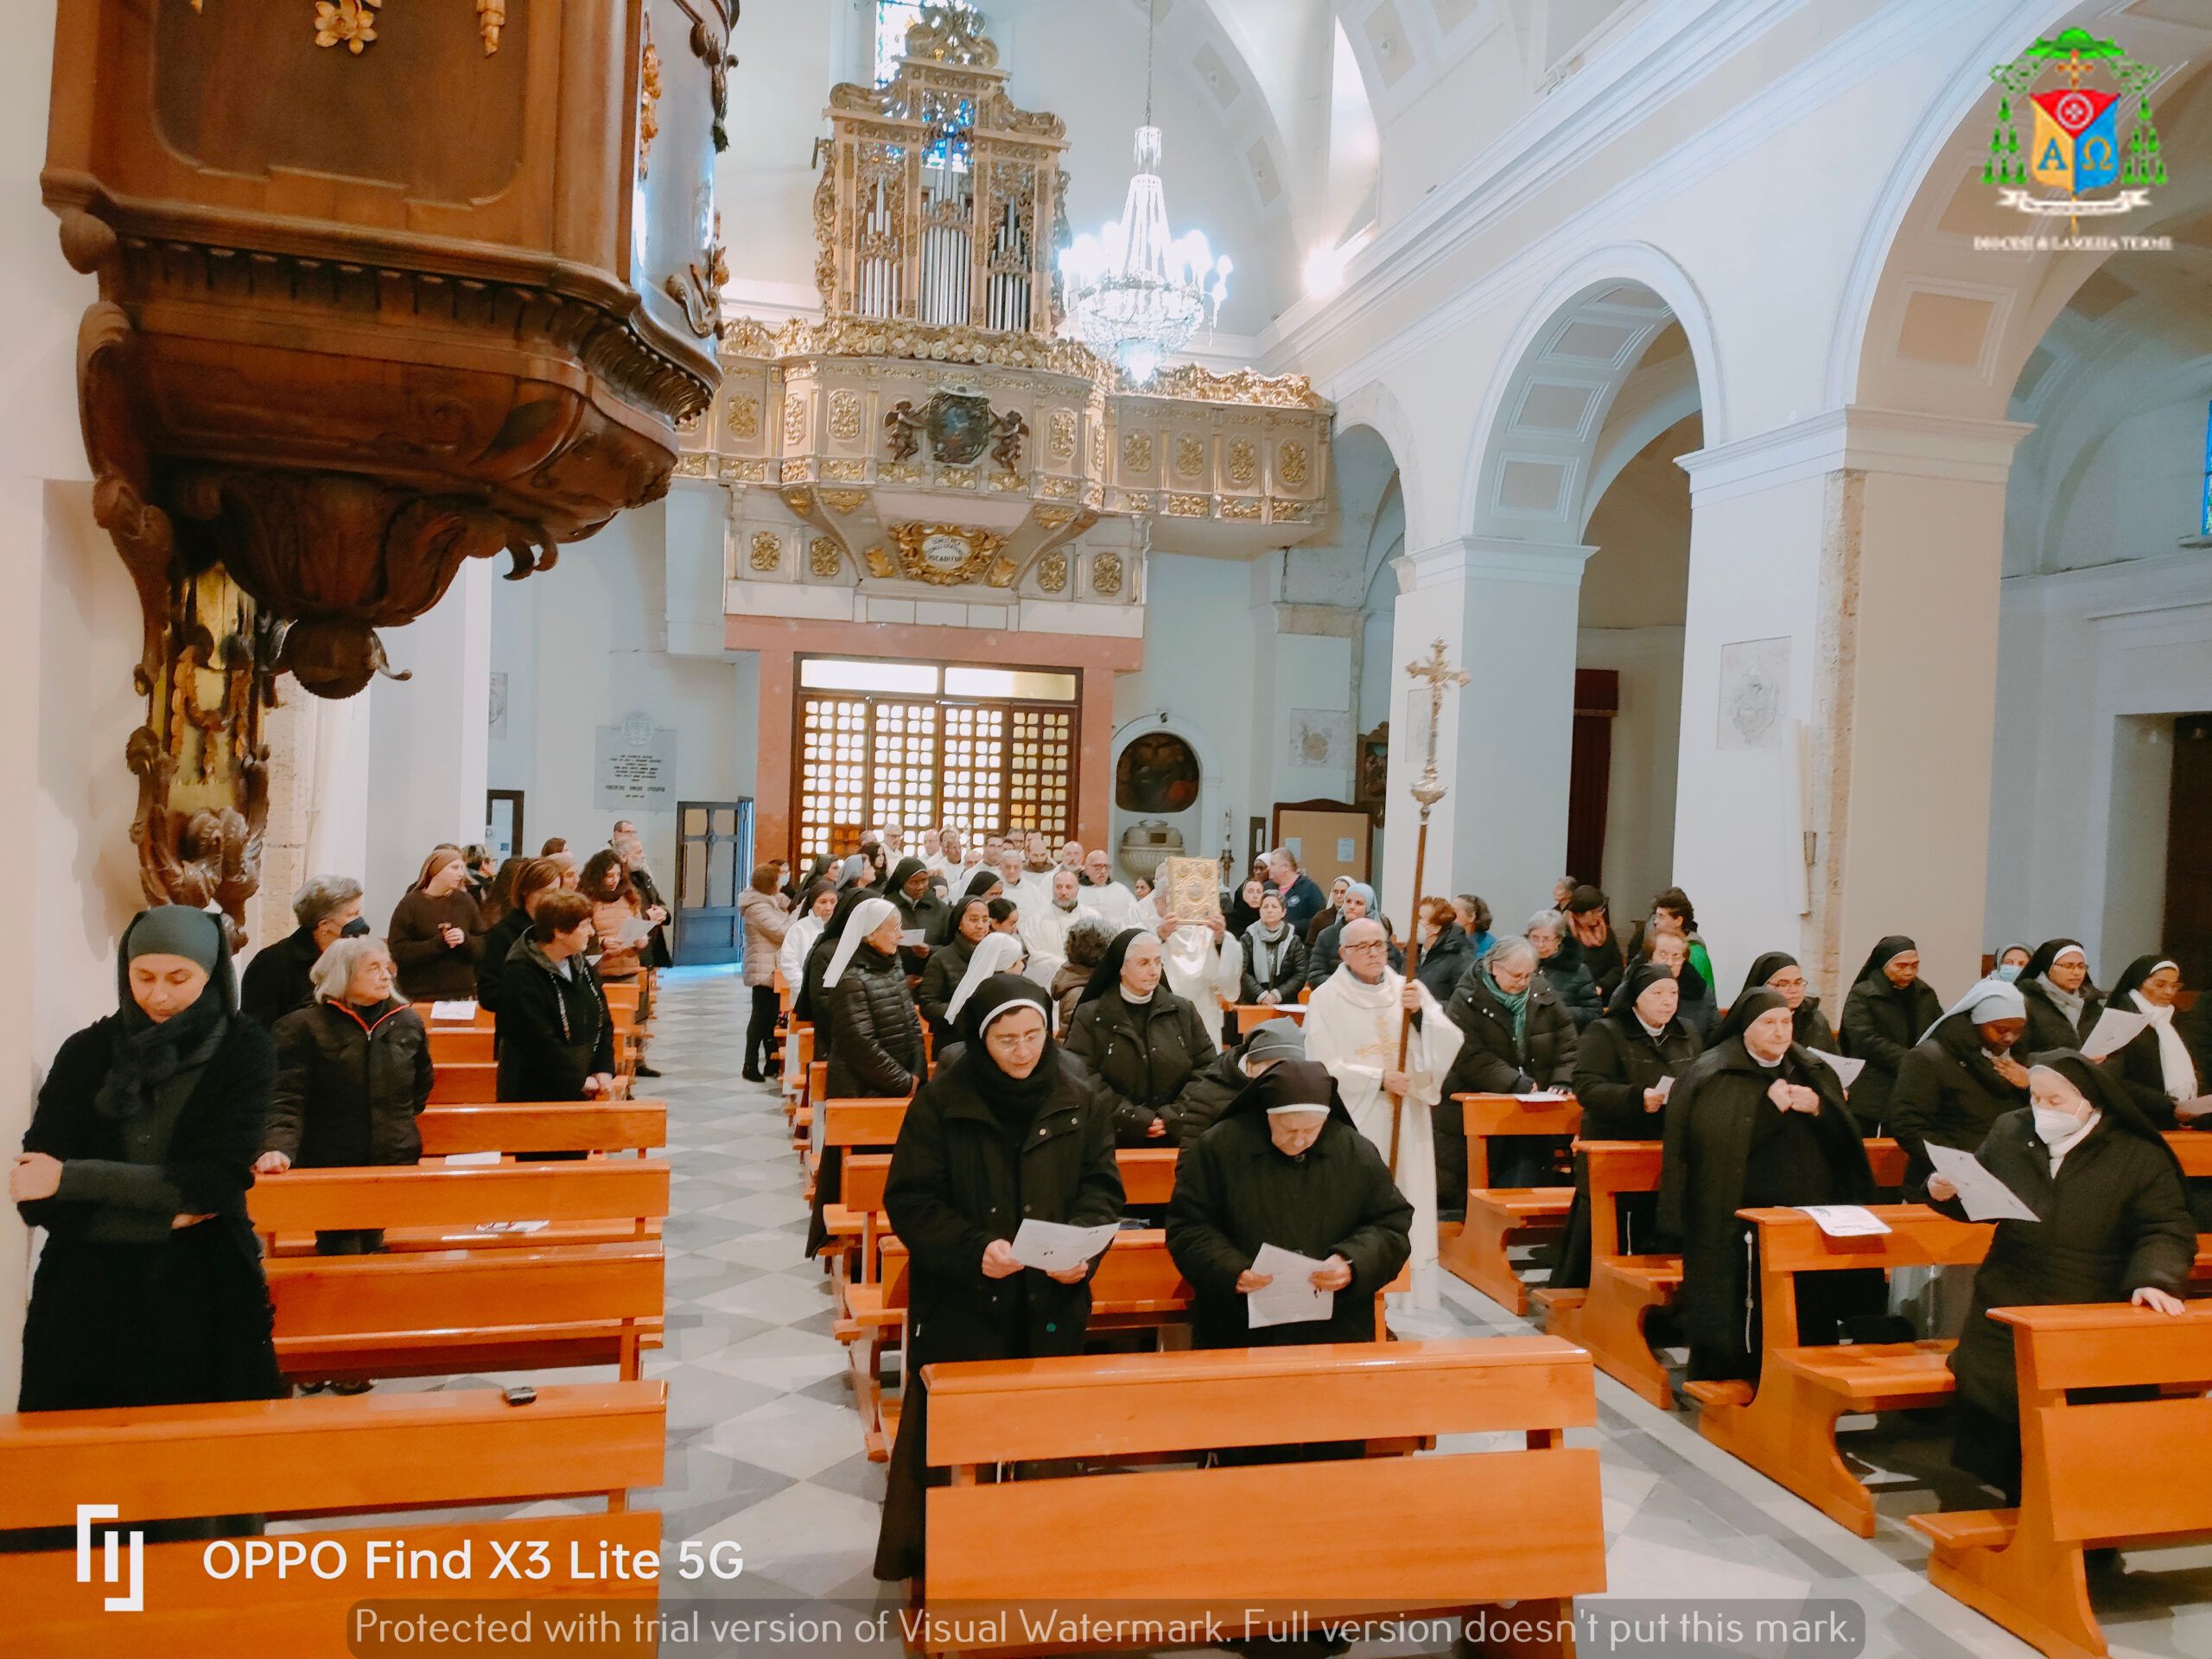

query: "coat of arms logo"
(1986, 29), (2170, 225)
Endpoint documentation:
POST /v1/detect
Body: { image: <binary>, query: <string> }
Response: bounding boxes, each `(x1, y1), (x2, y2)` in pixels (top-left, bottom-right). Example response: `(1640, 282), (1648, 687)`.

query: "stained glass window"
(874, 1), (925, 86)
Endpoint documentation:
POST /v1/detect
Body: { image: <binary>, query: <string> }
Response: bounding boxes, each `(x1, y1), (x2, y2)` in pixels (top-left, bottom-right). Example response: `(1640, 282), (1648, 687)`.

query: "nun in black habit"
(1838, 935), (1945, 1135)
(1738, 951), (1839, 1052)
(873, 976), (1123, 1583)
(1927, 1052), (2194, 1503)
(1552, 961), (1702, 1289)
(1165, 1059), (1414, 1351)
(886, 855), (944, 976)
(1657, 988), (1883, 1383)
(2101, 955), (2204, 1128)
(14, 906), (284, 1414)
(2016, 938), (2102, 1056)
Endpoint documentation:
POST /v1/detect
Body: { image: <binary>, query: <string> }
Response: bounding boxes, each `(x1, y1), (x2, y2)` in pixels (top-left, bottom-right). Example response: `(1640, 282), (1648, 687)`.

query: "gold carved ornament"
(863, 544), (896, 578)
(784, 393), (806, 444)
(1165, 493), (1207, 517)
(749, 531), (781, 572)
(889, 523), (1010, 587)
(192, 0), (505, 56)
(1091, 550), (1123, 597)
(1174, 434), (1205, 477)
(1277, 441), (1311, 487)
(1227, 439), (1257, 488)
(1048, 409), (1077, 461)
(667, 215), (731, 340)
(639, 16), (663, 181)
(830, 391), (861, 442)
(810, 537), (842, 578)
(727, 394), (760, 441)
(1122, 431), (1153, 474)
(1037, 550), (1070, 592)
(1033, 506), (1076, 531)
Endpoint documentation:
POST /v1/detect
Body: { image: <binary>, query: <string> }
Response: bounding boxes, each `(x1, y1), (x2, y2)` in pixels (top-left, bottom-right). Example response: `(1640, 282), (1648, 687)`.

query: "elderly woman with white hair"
(239, 874), (366, 1029)
(261, 935), (433, 1285)
(1439, 933), (1580, 1202)
(1526, 907), (1602, 1028)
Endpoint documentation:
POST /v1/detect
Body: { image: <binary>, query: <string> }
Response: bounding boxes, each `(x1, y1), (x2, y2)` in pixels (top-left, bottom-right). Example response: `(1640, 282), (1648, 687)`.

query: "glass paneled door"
(674, 800), (753, 966)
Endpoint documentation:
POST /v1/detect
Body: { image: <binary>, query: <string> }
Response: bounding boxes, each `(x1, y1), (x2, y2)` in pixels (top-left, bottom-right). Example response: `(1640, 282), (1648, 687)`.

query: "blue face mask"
(1993, 963), (2021, 982)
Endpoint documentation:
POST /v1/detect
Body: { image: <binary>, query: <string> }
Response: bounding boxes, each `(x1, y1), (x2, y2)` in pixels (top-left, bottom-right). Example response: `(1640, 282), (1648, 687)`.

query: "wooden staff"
(1386, 640), (1466, 1181)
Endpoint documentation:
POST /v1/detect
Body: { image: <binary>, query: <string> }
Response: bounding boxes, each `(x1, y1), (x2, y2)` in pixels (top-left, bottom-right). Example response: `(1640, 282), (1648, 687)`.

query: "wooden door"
(674, 800), (751, 966)
(2163, 715), (2212, 986)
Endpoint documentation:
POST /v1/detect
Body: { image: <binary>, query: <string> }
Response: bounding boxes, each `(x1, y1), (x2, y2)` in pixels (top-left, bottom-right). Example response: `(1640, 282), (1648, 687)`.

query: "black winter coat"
(474, 907), (533, 1015)
(1435, 971), (1579, 1209)
(1936, 1109), (2193, 1428)
(914, 937), (974, 1048)
(1239, 925), (1307, 1003)
(2018, 978), (2100, 1057)
(1538, 954), (1603, 1028)
(1562, 925), (1626, 1002)
(1162, 1047), (1252, 1149)
(1166, 1101), (1413, 1349)
(874, 1051), (1123, 1581)
(629, 867), (675, 969)
(1791, 997), (1840, 1053)
(493, 938), (615, 1102)
(1656, 1040), (1875, 1377)
(1839, 974), (1945, 1133)
(265, 998), (434, 1168)
(823, 945), (925, 1098)
(2104, 1014), (2205, 1128)
(1063, 987), (1219, 1145)
(1889, 1014), (2029, 1194)
(238, 927), (321, 1029)
(1414, 924), (1478, 1007)
(17, 1016), (283, 1412)
(1552, 1011), (1701, 1288)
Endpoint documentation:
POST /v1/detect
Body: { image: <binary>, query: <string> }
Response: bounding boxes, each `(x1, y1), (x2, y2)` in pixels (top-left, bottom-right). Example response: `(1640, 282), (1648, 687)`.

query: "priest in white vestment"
(1304, 918), (1463, 1317)
(1077, 849), (1140, 930)
(1016, 866), (1088, 992)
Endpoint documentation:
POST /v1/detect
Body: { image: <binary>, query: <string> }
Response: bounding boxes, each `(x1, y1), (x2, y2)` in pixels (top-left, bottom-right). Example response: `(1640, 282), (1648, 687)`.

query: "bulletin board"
(1270, 798), (1372, 893)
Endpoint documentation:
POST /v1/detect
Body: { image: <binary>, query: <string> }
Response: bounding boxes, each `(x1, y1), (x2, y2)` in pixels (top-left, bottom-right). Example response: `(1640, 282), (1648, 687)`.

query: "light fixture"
(1059, 1), (1231, 384)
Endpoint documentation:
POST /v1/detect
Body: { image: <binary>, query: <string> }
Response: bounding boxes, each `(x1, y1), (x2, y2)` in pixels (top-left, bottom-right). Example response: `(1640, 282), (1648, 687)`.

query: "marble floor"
(348, 967), (2212, 1658)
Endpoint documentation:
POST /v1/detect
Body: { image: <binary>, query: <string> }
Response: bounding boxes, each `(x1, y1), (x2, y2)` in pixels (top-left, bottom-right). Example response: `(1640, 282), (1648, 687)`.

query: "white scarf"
(2131, 984), (2199, 1102)
(823, 898), (899, 988)
(946, 932), (1026, 1025)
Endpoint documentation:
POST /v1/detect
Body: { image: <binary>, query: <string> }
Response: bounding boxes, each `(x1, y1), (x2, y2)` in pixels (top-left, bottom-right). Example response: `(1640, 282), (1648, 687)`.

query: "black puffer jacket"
(474, 907), (533, 1015)
(238, 927), (322, 1030)
(1552, 1010), (1701, 1288)
(1160, 1046), (1252, 1148)
(265, 998), (434, 1168)
(1889, 1014), (2029, 1194)
(1414, 924), (1478, 1007)
(1536, 950), (1602, 1027)
(1239, 925), (1307, 1003)
(823, 944), (926, 1098)
(1166, 1066), (1414, 1350)
(1839, 973), (1944, 1135)
(1063, 986), (1219, 1145)
(915, 937), (974, 1048)
(493, 937), (615, 1102)
(1436, 969), (1580, 1209)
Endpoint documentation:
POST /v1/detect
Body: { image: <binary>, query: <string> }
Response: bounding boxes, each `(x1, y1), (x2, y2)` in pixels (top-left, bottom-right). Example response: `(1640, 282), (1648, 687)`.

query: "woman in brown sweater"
(387, 846), (486, 1002)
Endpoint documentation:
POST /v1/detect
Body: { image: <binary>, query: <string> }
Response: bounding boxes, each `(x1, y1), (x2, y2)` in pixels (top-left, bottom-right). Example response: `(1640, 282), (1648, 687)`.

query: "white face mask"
(2031, 1105), (2089, 1147)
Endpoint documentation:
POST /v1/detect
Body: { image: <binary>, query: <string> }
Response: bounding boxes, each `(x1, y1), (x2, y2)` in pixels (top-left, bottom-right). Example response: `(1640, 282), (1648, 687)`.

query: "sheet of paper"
(1336, 836), (1356, 861)
(1247, 1243), (1336, 1330)
(2174, 1094), (2212, 1122)
(1654, 1075), (1675, 1102)
(1792, 1205), (1891, 1238)
(613, 917), (654, 949)
(429, 999), (480, 1022)
(443, 1150), (501, 1167)
(1925, 1143), (2040, 1223)
(1009, 1217), (1120, 1274)
(1515, 1090), (1572, 1103)
(899, 929), (925, 948)
(2082, 1007), (2149, 1060)
(1807, 1049), (1866, 1090)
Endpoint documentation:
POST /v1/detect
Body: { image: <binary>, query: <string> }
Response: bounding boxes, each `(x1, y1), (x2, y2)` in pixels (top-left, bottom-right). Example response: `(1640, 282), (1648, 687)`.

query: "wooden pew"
(426, 1061), (500, 1105)
(1541, 1137), (1910, 1409)
(1232, 1002), (1306, 1038)
(1685, 1205), (1993, 1536)
(857, 1230), (1405, 1463)
(249, 1160), (669, 1255)
(1, 1382), (664, 1656)
(1910, 1303), (2212, 1659)
(413, 1000), (492, 1029)
(918, 1338), (1605, 1654)
(415, 1100), (666, 1160)
(427, 1026), (493, 1065)
(266, 1239), (664, 1382)
(1439, 1094), (1580, 1315)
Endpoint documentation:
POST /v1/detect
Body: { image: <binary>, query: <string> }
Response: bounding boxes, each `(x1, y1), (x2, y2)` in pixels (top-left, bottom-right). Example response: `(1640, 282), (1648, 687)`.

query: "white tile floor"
(342, 968), (2212, 1657)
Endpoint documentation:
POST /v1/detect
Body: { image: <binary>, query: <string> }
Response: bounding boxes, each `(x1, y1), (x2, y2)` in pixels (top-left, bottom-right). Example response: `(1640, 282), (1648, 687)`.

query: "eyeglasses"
(1342, 939), (1389, 953)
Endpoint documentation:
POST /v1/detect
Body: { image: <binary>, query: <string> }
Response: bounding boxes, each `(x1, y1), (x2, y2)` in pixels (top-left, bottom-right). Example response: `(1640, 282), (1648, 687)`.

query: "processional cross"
(1386, 639), (1468, 1177)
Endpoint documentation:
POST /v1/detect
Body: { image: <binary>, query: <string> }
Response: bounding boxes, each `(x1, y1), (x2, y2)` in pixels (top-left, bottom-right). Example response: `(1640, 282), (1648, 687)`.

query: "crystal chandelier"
(1058, 3), (1231, 384)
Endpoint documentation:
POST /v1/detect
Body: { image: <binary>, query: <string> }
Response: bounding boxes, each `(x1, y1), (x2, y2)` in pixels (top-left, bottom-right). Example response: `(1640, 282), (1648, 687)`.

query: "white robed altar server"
(1304, 917), (1463, 1314)
(1016, 866), (1089, 992)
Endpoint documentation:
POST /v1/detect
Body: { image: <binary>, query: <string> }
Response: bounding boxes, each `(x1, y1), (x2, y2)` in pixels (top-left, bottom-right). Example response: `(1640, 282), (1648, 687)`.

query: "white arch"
(1108, 710), (1226, 878)
(1332, 378), (1429, 550)
(1456, 240), (1726, 543)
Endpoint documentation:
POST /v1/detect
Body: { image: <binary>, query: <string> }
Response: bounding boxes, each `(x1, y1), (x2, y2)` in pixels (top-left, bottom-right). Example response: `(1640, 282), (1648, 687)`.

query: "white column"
(1380, 536), (1592, 928)
(364, 558), (493, 924)
(1675, 408), (2029, 1002)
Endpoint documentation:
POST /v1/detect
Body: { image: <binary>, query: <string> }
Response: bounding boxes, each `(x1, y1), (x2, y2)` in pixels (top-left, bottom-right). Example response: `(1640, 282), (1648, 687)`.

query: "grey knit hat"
(1241, 1018), (1306, 1069)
